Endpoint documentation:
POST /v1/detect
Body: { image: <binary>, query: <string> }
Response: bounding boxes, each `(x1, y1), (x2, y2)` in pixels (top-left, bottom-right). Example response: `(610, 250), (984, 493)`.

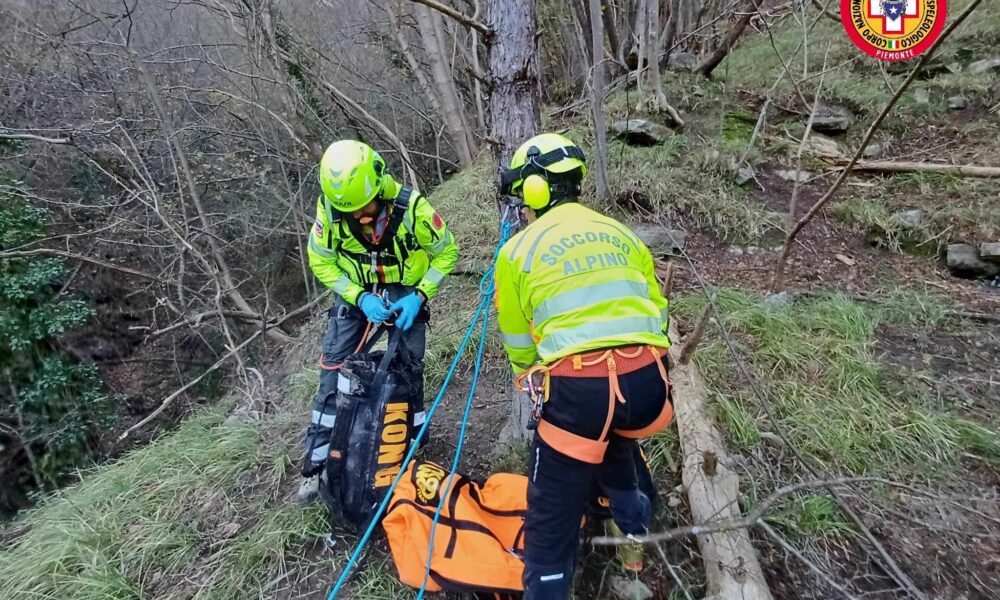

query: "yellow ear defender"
(522, 174), (550, 210)
(380, 174), (399, 199)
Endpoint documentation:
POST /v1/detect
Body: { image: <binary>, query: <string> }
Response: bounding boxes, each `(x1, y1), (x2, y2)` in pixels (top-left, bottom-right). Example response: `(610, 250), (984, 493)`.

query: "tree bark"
(571, 1), (594, 76)
(589, 0), (610, 204)
(601, 0), (621, 66)
(572, 0), (595, 65)
(414, 3), (478, 166)
(486, 0), (540, 165)
(470, 0), (488, 132)
(658, 2), (678, 69)
(647, 0), (667, 106)
(634, 0), (649, 99)
(668, 321), (775, 600)
(635, 0), (684, 125)
(487, 0), (540, 444)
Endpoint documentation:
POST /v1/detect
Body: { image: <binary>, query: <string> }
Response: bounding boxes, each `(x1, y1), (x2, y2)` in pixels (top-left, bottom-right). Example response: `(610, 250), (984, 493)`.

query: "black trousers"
(522, 359), (669, 599)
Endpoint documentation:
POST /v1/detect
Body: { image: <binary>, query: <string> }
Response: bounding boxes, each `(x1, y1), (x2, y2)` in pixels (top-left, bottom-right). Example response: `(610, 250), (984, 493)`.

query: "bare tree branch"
(118, 291), (329, 441)
(407, 0), (491, 37)
(0, 132), (72, 144)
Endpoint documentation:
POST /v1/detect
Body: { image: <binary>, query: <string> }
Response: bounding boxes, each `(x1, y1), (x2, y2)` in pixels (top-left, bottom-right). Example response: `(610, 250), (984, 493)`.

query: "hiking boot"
(297, 474), (320, 505)
(605, 519), (644, 572)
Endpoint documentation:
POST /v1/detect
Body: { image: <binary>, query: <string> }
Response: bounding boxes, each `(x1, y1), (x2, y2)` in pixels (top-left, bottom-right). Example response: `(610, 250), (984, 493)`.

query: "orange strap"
(319, 355), (343, 371)
(538, 346), (673, 460)
(537, 419), (609, 464)
(614, 347), (673, 438)
(549, 345), (663, 378)
(317, 321), (375, 371)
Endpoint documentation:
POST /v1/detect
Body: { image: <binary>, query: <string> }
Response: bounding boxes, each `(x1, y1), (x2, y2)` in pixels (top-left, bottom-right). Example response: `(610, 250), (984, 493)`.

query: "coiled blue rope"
(326, 221), (514, 599)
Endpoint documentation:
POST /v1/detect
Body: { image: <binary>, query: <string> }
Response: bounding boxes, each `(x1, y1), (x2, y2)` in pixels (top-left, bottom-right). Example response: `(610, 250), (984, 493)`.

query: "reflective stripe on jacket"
(307, 188), (459, 305)
(494, 202), (670, 373)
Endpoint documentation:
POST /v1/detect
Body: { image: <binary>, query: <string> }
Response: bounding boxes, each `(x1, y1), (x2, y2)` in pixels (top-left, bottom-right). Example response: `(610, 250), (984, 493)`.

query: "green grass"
(721, 0), (1000, 112)
(767, 494), (856, 540)
(671, 289), (998, 477)
(0, 382), (325, 599)
(833, 175), (1000, 255)
(669, 289), (999, 546)
(491, 442), (530, 474)
(347, 555), (410, 599)
(425, 152), (499, 264)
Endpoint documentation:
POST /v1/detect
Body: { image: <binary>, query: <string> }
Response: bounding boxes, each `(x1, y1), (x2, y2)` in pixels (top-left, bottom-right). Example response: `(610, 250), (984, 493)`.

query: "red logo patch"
(432, 214), (444, 230)
(841, 0), (946, 61)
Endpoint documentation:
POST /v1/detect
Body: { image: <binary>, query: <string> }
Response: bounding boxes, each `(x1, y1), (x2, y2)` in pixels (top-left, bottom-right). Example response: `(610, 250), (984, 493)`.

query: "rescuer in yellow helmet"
(494, 133), (673, 598)
(298, 140), (458, 504)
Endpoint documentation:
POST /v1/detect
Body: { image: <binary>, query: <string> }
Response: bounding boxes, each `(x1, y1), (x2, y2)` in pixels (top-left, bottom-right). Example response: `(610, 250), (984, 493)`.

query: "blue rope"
(326, 222), (513, 599)
(414, 223), (510, 598)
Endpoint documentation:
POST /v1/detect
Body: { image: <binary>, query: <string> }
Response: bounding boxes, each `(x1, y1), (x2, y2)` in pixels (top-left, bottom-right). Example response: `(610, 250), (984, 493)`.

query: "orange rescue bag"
(382, 460), (527, 594)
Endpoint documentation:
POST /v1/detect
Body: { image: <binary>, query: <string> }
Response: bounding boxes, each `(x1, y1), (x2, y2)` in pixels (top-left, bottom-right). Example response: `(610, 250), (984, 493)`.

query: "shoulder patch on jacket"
(313, 219), (324, 236)
(432, 213), (444, 231)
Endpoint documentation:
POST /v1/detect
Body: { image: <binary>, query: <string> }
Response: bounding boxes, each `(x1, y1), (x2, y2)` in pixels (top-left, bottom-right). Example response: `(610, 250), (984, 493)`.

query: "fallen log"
(668, 320), (774, 600)
(832, 160), (1000, 178)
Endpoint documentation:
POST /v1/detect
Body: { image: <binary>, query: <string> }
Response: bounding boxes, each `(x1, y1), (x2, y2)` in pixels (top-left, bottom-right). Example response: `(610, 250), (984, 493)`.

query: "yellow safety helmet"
(499, 133), (587, 211)
(319, 140), (387, 212)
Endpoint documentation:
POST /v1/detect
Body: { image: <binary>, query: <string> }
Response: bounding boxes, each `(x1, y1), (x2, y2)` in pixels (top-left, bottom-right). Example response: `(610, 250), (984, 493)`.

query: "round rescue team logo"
(414, 462), (446, 505)
(841, 0), (946, 61)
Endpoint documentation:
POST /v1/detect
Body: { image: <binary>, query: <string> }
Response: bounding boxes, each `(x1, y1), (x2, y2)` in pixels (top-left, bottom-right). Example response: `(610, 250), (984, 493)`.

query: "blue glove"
(359, 293), (392, 324)
(389, 292), (424, 331)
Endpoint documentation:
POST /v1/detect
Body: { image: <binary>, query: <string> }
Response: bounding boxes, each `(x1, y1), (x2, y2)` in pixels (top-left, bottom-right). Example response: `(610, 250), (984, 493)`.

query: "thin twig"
(678, 303), (712, 365)
(655, 542), (696, 600)
(590, 477), (880, 545)
(758, 521), (860, 600)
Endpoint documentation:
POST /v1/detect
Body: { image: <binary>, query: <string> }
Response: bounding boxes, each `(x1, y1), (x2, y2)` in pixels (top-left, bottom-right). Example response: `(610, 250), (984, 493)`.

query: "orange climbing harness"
(514, 345), (673, 464)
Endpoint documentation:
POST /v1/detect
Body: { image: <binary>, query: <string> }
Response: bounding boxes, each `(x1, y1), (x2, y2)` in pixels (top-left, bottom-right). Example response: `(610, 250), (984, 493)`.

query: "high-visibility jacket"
(494, 202), (670, 373)
(307, 187), (459, 305)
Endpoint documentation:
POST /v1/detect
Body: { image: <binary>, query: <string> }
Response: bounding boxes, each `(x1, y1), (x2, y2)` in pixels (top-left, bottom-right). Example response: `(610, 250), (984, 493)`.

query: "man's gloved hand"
(389, 292), (424, 331)
(359, 293), (392, 324)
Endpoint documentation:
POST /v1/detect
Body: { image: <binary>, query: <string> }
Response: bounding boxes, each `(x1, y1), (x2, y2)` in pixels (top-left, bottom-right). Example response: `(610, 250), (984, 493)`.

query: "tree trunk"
(470, 0), (488, 132)
(570, 1), (593, 73)
(388, 3), (449, 143)
(668, 322), (775, 600)
(415, 3), (478, 166)
(647, 0), (667, 107)
(486, 0), (540, 165)
(589, 0), (610, 204)
(634, 0), (648, 99)
(601, 0), (621, 66)
(572, 0), (594, 64)
(696, 0), (758, 77)
(672, 0), (698, 51)
(487, 0), (540, 444)
(658, 2), (678, 69)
